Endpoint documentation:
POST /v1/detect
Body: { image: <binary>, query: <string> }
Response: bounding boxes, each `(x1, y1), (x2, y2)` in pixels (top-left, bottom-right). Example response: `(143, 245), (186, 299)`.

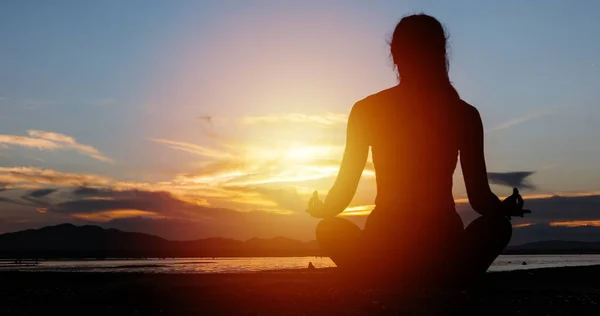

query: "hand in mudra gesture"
(502, 188), (532, 219)
(306, 191), (328, 218)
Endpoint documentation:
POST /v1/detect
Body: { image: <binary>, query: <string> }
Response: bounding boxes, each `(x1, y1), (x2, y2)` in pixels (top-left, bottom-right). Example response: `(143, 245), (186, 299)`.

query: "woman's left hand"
(306, 191), (329, 218)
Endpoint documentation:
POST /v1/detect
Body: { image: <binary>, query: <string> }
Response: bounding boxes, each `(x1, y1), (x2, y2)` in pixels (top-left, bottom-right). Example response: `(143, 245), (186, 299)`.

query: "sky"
(1, 1), (600, 243)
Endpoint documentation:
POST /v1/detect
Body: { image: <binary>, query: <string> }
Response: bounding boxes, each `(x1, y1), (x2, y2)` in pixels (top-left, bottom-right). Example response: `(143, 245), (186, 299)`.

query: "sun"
(283, 144), (337, 162)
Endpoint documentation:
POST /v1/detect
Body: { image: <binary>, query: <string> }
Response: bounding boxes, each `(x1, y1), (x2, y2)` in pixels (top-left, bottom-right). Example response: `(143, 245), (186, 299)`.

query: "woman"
(306, 14), (528, 286)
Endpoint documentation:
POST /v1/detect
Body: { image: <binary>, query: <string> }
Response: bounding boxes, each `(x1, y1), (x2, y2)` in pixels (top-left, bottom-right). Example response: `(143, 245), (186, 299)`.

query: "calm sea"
(1, 255), (599, 273)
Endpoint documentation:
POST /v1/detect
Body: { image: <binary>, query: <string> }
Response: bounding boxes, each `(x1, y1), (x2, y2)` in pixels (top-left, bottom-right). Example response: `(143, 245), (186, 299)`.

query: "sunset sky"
(1, 1), (600, 243)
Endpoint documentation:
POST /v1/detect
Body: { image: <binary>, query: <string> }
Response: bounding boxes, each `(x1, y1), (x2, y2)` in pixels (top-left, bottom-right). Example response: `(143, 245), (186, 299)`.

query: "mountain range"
(1, 223), (599, 259)
(0, 223), (321, 259)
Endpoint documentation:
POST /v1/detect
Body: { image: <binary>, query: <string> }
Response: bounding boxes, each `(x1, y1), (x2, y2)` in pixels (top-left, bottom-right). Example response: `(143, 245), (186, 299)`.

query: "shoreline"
(2, 265), (600, 315)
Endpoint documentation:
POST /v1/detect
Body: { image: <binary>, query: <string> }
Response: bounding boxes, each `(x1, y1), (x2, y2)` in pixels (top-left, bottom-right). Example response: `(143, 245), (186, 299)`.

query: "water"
(1, 255), (600, 273)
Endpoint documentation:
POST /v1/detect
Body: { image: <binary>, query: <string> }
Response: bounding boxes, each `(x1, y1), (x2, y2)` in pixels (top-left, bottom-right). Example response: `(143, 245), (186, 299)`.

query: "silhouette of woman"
(307, 14), (526, 286)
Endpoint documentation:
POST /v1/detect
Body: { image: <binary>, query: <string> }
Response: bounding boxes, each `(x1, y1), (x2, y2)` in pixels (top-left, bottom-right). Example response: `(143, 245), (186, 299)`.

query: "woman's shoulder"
(351, 86), (400, 115)
(458, 99), (482, 121)
(355, 85), (400, 105)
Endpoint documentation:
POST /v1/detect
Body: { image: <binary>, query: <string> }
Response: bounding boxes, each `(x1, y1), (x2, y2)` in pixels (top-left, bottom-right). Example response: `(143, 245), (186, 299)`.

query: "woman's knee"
(315, 218), (337, 236)
(316, 217), (361, 243)
(487, 214), (513, 239)
(466, 214), (513, 246)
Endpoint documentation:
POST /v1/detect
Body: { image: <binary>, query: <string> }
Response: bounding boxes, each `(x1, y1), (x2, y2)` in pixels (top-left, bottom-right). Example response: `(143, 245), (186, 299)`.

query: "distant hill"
(505, 240), (600, 254)
(0, 224), (322, 259)
(2, 224), (599, 259)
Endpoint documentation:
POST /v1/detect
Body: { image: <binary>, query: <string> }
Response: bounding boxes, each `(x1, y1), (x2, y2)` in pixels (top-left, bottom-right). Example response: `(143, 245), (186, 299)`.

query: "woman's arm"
(460, 106), (502, 216)
(320, 103), (370, 218)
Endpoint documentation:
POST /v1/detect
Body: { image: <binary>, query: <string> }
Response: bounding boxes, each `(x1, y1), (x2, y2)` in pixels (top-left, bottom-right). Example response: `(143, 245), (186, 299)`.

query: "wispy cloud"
(148, 136), (346, 189)
(147, 138), (232, 159)
(486, 109), (556, 133)
(0, 167), (112, 187)
(0, 134), (59, 149)
(0, 130), (113, 163)
(241, 113), (347, 126)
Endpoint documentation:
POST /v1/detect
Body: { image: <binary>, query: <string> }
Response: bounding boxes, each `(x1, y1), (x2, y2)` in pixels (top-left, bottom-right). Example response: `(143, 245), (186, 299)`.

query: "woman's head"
(390, 14), (450, 85)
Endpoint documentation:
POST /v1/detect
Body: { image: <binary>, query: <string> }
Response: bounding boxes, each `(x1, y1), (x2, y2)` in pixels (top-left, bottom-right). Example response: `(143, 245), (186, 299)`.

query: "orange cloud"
(0, 167), (112, 187)
(512, 223), (534, 228)
(549, 220), (600, 227)
(72, 209), (160, 222)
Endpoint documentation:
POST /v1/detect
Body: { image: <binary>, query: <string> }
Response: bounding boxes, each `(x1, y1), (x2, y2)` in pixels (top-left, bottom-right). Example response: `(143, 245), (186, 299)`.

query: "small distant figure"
(308, 262), (315, 270)
(522, 261), (527, 266)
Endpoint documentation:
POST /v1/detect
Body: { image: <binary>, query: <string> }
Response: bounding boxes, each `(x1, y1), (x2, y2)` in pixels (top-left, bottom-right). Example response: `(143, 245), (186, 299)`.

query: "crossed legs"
(316, 214), (512, 286)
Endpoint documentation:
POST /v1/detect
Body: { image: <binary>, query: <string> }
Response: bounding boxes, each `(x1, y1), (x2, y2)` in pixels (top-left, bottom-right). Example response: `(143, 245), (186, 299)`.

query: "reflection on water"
(489, 255), (600, 272)
(1, 255), (599, 273)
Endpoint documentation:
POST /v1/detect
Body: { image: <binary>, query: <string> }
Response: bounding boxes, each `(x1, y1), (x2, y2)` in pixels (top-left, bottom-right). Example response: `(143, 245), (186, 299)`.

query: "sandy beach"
(2, 265), (600, 315)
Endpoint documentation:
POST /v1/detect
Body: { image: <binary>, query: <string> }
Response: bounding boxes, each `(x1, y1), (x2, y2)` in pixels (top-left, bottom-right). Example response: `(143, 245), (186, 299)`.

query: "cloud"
(4, 176), (600, 242)
(457, 193), (600, 225)
(23, 188), (59, 198)
(549, 220), (600, 227)
(225, 186), (307, 213)
(148, 135), (345, 189)
(53, 188), (190, 215)
(454, 193), (600, 244)
(241, 113), (347, 126)
(0, 130), (113, 163)
(487, 171), (536, 190)
(0, 167), (112, 187)
(21, 188), (59, 207)
(0, 134), (59, 150)
(485, 109), (555, 133)
(27, 130), (113, 163)
(0, 196), (31, 207)
(147, 138), (232, 159)
(7, 185), (319, 240)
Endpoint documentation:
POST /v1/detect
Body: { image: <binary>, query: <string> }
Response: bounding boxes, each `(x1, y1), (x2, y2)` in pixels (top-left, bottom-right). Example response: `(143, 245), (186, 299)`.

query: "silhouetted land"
(505, 240), (600, 254)
(2, 224), (600, 259)
(2, 265), (600, 315)
(0, 223), (321, 258)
